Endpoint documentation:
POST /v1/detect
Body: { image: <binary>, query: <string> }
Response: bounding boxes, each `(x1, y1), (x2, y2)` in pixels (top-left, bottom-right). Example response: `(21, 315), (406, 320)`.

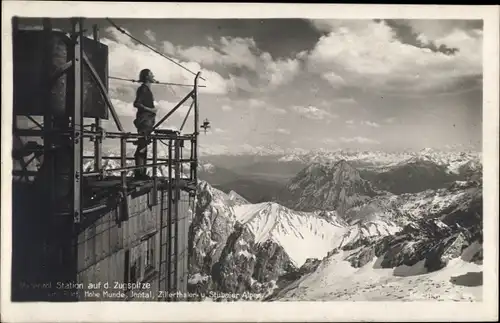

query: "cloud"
(339, 136), (380, 144)
(322, 72), (346, 87)
(214, 128), (226, 133)
(291, 105), (338, 120)
(404, 20), (483, 42)
(101, 28), (230, 96)
(266, 107), (286, 115)
(106, 26), (136, 47)
(167, 37), (258, 70)
(385, 117), (397, 123)
(323, 138), (338, 145)
(249, 99), (266, 108)
(307, 19), (482, 94)
(345, 120), (355, 125)
(221, 105), (233, 112)
(381, 19), (459, 55)
(163, 36), (300, 91)
(199, 143), (231, 155)
(335, 97), (357, 105)
(110, 98), (136, 117)
(276, 128), (291, 135)
(260, 53), (301, 88)
(248, 99), (286, 115)
(361, 121), (381, 128)
(144, 30), (156, 42)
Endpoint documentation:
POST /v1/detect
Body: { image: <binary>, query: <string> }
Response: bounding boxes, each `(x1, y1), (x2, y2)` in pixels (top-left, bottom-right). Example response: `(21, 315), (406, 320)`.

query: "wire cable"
(105, 18), (206, 81)
(109, 76), (204, 88)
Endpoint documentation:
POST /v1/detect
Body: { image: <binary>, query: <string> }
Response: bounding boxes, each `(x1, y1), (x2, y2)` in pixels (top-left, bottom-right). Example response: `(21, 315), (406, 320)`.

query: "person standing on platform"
(133, 68), (158, 179)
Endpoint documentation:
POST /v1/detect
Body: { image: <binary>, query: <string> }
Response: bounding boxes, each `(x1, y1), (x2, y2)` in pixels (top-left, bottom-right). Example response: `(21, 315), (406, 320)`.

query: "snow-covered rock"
(234, 202), (347, 267)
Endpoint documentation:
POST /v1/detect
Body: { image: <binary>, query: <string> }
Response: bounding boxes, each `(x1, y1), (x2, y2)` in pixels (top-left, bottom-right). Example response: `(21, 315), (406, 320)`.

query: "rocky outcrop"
(277, 160), (381, 217)
(345, 218), (480, 273)
(253, 240), (296, 283)
(188, 182), (297, 300)
(188, 181), (237, 277)
(361, 158), (458, 194)
(211, 222), (257, 294)
(298, 258), (322, 275)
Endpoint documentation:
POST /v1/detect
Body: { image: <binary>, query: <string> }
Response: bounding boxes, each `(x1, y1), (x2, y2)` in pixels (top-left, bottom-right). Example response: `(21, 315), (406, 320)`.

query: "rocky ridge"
(277, 160), (382, 216)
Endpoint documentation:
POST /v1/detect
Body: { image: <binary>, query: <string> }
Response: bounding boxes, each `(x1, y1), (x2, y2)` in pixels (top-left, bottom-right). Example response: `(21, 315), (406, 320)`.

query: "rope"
(106, 18), (206, 81)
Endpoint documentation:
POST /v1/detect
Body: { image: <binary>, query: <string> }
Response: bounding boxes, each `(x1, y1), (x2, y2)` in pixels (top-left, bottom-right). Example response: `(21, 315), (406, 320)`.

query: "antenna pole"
(193, 72), (201, 184)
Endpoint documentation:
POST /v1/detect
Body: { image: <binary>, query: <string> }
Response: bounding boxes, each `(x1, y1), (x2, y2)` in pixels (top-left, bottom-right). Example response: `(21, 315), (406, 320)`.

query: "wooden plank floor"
(83, 176), (195, 205)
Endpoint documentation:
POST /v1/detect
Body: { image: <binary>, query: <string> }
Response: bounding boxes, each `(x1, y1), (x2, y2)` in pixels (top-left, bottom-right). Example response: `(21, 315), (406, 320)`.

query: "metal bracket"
(118, 188), (129, 222)
(89, 123), (97, 142)
(90, 123), (106, 140)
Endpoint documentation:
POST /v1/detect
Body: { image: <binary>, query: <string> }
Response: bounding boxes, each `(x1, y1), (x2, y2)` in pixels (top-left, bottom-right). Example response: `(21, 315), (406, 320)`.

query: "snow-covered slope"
(274, 252), (482, 301)
(234, 202), (348, 267)
(272, 209), (483, 302)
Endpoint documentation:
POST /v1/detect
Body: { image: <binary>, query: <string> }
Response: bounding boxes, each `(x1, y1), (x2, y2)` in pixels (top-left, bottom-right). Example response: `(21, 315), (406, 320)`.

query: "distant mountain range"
(201, 148), (481, 174)
(198, 149), (482, 203)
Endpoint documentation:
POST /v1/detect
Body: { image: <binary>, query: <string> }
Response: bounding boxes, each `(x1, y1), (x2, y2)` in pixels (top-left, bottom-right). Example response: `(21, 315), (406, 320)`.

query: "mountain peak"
(276, 160), (379, 216)
(228, 190), (250, 206)
(334, 159), (351, 167)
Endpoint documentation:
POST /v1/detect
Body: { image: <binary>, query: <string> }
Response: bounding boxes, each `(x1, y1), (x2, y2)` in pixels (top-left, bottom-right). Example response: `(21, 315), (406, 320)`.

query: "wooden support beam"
(120, 137), (129, 221)
(71, 18), (84, 224)
(193, 72), (201, 184)
(167, 139), (173, 299)
(92, 25), (102, 172)
(174, 138), (181, 295)
(42, 18), (54, 213)
(151, 90), (194, 132)
(26, 115), (43, 129)
(179, 101), (194, 132)
(151, 138), (158, 205)
(82, 52), (124, 132)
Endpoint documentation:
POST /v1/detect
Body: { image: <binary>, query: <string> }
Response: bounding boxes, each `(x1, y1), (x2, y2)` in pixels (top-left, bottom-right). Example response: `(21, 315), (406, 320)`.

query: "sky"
(18, 18), (483, 154)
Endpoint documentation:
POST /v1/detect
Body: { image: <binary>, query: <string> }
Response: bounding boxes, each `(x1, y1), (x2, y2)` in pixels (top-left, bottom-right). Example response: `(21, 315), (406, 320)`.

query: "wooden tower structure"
(11, 17), (201, 302)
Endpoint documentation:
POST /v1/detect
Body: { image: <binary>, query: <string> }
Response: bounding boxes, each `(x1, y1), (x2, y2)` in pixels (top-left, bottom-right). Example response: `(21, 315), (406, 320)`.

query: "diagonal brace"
(179, 101), (194, 132)
(152, 90), (194, 132)
(82, 52), (124, 132)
